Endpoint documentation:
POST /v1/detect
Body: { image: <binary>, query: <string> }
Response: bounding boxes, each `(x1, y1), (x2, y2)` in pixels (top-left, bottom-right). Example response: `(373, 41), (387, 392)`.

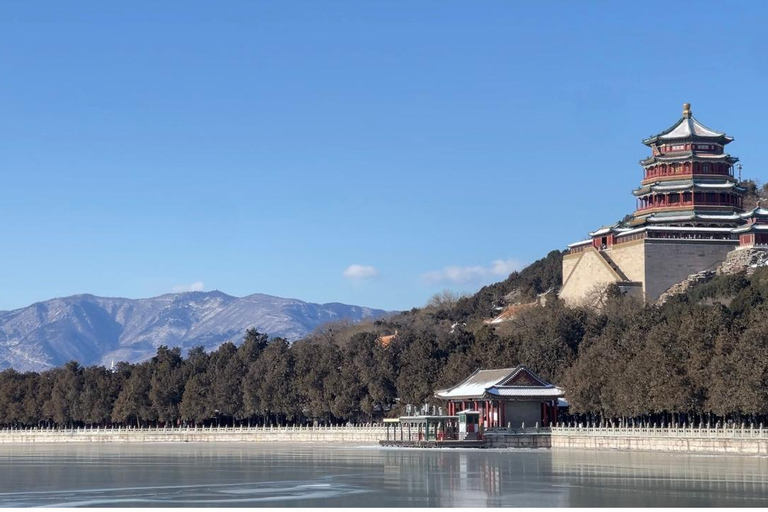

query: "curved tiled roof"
(434, 366), (563, 400)
(643, 104), (734, 146)
(640, 152), (738, 166)
(633, 180), (742, 196)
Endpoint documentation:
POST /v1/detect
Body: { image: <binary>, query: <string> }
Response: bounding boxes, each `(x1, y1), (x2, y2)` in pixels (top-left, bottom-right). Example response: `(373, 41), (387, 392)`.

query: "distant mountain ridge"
(0, 291), (388, 372)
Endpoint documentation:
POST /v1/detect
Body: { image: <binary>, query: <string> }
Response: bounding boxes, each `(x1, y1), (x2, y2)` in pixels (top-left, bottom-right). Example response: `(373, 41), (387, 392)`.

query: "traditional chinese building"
(434, 366), (563, 429)
(734, 204), (768, 248)
(561, 103), (764, 305)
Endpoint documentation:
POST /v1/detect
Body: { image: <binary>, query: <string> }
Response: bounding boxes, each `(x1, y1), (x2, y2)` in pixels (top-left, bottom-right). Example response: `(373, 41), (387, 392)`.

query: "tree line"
(0, 329), (399, 428)
(2, 251), (768, 429)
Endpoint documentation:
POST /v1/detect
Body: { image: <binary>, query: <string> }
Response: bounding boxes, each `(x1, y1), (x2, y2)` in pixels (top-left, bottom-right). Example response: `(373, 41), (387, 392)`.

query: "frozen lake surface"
(0, 443), (767, 507)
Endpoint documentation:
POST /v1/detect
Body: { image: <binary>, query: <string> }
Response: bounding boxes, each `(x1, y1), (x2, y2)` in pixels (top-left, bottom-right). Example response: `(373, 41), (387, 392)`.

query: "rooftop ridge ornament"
(683, 103), (692, 119)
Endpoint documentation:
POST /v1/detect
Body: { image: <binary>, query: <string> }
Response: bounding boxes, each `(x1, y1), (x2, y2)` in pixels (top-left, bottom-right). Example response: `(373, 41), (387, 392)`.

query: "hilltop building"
(560, 103), (765, 305)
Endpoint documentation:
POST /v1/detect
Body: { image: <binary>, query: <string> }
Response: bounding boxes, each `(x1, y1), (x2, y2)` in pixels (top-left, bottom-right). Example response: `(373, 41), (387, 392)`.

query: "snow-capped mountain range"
(0, 291), (388, 372)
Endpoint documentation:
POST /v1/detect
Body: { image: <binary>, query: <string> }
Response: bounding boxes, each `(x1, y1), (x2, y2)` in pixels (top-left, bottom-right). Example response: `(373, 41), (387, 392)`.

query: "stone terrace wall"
(0, 425), (386, 444)
(551, 426), (768, 455)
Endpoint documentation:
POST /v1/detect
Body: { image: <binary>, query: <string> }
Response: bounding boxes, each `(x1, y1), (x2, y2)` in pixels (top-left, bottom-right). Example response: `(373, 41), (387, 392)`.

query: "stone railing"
(486, 426), (551, 435)
(0, 424), (388, 444)
(550, 424), (768, 455)
(551, 424), (768, 439)
(0, 423), (386, 433)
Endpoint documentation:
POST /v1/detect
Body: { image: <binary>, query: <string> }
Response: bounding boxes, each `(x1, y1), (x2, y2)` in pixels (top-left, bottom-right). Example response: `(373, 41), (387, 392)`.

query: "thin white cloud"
(172, 281), (205, 292)
(421, 258), (525, 286)
(343, 264), (379, 280)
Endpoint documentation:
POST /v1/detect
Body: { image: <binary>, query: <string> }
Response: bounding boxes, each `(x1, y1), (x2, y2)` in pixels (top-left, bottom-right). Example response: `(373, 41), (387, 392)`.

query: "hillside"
(3, 250), (768, 429)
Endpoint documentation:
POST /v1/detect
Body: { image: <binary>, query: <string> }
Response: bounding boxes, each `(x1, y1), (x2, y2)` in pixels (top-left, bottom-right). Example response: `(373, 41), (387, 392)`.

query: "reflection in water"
(551, 449), (768, 507)
(0, 444), (765, 507)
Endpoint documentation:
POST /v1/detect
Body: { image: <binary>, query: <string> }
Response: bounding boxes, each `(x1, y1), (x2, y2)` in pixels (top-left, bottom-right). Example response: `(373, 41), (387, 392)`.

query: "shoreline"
(1, 425), (767, 456)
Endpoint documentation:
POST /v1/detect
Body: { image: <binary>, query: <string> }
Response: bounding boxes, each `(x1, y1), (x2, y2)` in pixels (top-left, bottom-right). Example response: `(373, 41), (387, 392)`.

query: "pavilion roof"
(484, 302), (537, 325)
(733, 224), (768, 233)
(588, 225), (617, 237)
(740, 206), (768, 219)
(633, 179), (742, 196)
(635, 210), (744, 223)
(434, 366), (563, 401)
(643, 104), (733, 146)
(640, 152), (738, 166)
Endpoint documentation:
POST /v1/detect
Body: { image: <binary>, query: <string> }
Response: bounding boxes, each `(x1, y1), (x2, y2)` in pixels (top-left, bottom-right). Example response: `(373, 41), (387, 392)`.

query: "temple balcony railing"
(636, 200), (742, 212)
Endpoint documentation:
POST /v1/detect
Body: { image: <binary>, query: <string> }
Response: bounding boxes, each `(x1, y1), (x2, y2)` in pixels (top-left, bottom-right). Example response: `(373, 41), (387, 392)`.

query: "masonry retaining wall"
(3, 426), (768, 455)
(550, 426), (768, 455)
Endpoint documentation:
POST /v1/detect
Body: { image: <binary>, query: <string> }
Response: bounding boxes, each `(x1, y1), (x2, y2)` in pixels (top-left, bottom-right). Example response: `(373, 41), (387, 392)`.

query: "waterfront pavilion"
(435, 366), (564, 429)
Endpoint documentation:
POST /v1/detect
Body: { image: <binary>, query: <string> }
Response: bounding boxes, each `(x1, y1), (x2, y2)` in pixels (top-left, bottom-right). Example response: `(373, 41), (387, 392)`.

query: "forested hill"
(3, 250), (768, 428)
(452, 250), (563, 321)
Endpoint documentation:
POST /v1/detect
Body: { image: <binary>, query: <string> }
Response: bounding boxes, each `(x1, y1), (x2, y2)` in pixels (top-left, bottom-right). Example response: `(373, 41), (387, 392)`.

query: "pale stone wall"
(484, 433), (551, 449)
(551, 428), (768, 455)
(562, 239), (740, 305)
(561, 253), (580, 286)
(644, 240), (738, 301)
(606, 241), (645, 284)
(0, 426), (385, 444)
(559, 248), (620, 306)
(5, 426), (768, 455)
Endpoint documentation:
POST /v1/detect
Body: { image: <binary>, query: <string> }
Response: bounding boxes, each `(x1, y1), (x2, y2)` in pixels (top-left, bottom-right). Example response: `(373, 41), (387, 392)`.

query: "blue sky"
(1, 1), (767, 312)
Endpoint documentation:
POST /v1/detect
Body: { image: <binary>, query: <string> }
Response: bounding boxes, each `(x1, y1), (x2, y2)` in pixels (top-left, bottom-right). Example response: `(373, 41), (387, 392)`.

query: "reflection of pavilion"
(381, 449), (571, 507)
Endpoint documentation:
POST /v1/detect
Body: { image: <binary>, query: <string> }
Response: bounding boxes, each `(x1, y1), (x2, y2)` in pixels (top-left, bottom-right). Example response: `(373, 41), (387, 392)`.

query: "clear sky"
(1, 1), (767, 312)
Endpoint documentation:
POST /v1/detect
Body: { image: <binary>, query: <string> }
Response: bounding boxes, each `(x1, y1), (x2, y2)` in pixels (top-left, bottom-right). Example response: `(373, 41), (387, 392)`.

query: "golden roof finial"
(683, 103), (691, 118)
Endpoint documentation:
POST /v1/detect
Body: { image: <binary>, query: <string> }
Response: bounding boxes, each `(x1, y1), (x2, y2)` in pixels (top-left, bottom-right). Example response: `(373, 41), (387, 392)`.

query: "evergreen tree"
(180, 373), (213, 424)
(149, 346), (185, 425)
(112, 363), (155, 426)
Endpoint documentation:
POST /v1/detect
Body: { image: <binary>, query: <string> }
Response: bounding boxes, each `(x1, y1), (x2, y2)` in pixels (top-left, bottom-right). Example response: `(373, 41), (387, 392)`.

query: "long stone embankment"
(0, 425), (386, 444)
(550, 425), (768, 455)
(2, 425), (768, 455)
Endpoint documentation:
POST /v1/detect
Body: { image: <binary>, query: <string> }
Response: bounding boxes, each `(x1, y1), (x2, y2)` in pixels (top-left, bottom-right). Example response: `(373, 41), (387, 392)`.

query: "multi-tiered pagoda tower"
(633, 103), (744, 228)
(560, 104), (758, 305)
